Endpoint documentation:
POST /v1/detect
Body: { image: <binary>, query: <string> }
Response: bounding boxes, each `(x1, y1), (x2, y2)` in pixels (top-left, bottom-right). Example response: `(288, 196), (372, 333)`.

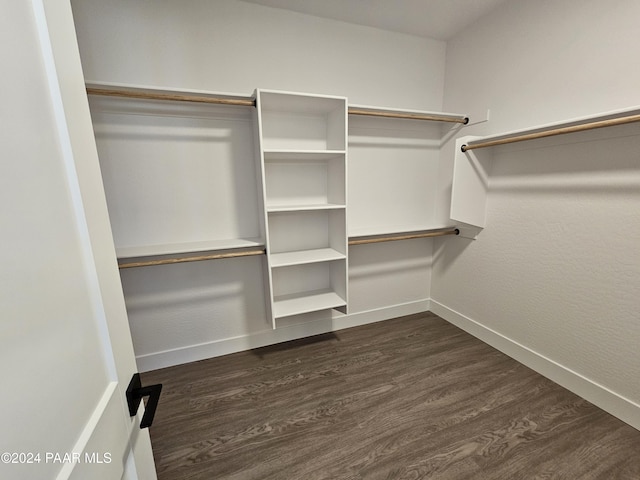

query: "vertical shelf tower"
(256, 89), (348, 327)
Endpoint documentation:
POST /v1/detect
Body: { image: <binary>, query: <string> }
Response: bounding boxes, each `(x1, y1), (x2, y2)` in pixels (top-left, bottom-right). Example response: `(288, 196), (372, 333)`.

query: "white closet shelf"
(349, 227), (459, 246)
(452, 105), (640, 231)
(86, 80), (255, 106)
(263, 150), (346, 160)
(349, 103), (468, 124)
(86, 82), (469, 125)
(273, 289), (346, 318)
(348, 225), (457, 238)
(116, 237), (264, 259)
(267, 203), (346, 213)
(270, 248), (346, 268)
(461, 104), (640, 151)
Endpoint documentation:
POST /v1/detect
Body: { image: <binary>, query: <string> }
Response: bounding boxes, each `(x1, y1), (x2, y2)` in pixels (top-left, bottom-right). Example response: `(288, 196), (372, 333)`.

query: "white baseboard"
(430, 300), (640, 431)
(136, 299), (430, 372)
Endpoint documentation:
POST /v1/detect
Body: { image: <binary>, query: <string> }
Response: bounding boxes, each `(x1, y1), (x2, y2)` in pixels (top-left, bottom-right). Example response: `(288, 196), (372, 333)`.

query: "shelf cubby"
(270, 248), (346, 268)
(271, 261), (347, 318)
(273, 290), (347, 319)
(267, 209), (346, 255)
(259, 91), (346, 151)
(264, 151), (345, 210)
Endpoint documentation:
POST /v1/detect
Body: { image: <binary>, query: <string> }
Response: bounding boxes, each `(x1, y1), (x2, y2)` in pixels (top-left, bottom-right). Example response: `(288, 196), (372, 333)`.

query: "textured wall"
(434, 0), (640, 421)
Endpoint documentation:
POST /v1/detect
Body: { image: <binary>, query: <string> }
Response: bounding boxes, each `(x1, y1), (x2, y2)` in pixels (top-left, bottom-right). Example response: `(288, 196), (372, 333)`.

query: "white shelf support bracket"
(450, 136), (493, 239)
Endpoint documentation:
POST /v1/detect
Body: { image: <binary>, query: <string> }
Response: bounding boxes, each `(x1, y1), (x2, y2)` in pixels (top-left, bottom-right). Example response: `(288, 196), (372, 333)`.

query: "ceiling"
(239, 0), (510, 40)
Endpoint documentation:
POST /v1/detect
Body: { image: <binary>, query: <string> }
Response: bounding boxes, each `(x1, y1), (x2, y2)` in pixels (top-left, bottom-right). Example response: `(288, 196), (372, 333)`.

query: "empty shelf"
(270, 248), (346, 268)
(267, 203), (345, 212)
(263, 149), (346, 159)
(273, 289), (346, 318)
(116, 237), (264, 259)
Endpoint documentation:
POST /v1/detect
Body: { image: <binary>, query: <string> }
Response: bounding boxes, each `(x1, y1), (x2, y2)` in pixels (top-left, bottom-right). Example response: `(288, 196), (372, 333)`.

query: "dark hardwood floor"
(141, 312), (640, 479)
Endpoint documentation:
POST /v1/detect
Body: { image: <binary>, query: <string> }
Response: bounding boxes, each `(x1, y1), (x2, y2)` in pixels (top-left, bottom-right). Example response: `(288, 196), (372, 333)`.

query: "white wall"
(71, 0), (446, 370)
(434, 0), (640, 428)
(71, 0), (445, 110)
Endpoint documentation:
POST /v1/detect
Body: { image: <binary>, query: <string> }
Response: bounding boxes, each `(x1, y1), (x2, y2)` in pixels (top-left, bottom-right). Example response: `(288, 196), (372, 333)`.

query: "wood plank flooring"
(141, 312), (640, 479)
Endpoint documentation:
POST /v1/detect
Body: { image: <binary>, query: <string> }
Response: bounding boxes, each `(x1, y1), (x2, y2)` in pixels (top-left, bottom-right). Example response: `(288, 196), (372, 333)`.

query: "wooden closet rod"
(461, 112), (640, 152)
(348, 108), (468, 124)
(118, 249), (265, 269)
(86, 87), (256, 107)
(348, 227), (459, 246)
(118, 228), (460, 268)
(87, 86), (467, 124)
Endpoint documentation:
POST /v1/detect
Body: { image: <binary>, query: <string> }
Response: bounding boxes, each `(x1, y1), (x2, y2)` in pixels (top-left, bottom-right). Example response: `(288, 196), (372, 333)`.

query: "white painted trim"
(56, 383), (118, 480)
(32, 0), (120, 380)
(136, 300), (430, 372)
(430, 300), (640, 431)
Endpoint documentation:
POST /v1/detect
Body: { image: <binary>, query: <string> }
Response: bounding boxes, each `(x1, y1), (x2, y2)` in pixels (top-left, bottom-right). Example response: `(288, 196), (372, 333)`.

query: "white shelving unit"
(256, 89), (348, 327)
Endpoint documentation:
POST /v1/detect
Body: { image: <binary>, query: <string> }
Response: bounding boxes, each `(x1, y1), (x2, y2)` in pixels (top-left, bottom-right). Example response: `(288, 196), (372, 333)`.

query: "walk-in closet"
(4, 0), (640, 478)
